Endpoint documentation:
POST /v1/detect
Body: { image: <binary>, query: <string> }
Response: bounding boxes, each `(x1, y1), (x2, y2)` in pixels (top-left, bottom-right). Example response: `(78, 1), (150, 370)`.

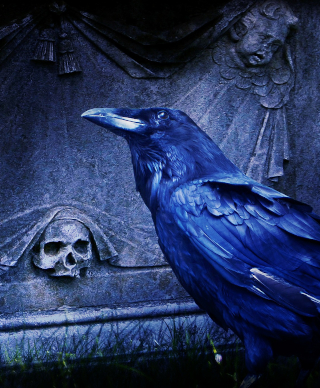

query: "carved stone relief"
(0, 0), (301, 277)
(174, 0), (298, 185)
(0, 1), (299, 190)
(0, 0), (320, 316)
(0, 201), (168, 276)
(33, 24), (56, 63)
(35, 219), (92, 277)
(0, 0), (256, 78)
(58, 31), (81, 75)
(0, 206), (118, 277)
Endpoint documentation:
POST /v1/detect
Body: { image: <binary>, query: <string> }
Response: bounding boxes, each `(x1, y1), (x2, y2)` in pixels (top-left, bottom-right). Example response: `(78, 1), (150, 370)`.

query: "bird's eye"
(157, 111), (169, 120)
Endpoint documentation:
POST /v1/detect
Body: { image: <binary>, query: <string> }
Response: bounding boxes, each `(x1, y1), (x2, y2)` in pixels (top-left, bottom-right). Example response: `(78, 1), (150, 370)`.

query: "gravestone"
(0, 0), (319, 359)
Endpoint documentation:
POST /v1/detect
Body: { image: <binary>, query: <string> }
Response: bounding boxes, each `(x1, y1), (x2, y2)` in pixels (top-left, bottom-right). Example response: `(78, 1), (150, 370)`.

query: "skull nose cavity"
(66, 253), (76, 266)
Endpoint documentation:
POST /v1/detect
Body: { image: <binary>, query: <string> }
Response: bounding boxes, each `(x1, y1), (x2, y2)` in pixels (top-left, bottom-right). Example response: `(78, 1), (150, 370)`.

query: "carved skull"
(34, 219), (93, 277)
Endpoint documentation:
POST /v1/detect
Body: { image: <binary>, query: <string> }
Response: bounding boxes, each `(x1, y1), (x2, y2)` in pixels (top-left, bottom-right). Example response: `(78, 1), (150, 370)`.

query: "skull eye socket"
(74, 240), (89, 255)
(44, 242), (62, 256)
(157, 111), (169, 120)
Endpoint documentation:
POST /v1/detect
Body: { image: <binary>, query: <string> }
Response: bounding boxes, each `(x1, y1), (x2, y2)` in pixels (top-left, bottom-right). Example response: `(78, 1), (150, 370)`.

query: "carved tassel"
(58, 32), (81, 75)
(33, 27), (56, 62)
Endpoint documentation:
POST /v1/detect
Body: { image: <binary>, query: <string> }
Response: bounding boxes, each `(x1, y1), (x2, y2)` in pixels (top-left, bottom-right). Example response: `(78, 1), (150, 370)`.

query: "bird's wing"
(169, 178), (320, 317)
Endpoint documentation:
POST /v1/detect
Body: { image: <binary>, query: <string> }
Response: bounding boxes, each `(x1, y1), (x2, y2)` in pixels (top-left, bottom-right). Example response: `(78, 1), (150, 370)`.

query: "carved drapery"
(0, 1), (301, 278)
(174, 1), (297, 184)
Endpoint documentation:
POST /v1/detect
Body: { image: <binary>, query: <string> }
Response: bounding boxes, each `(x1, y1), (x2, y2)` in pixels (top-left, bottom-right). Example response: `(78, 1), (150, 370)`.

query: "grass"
(0, 318), (319, 387)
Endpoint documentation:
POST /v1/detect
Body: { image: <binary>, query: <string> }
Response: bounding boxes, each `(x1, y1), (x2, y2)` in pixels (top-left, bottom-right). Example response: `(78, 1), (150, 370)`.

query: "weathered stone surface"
(0, 0), (320, 354)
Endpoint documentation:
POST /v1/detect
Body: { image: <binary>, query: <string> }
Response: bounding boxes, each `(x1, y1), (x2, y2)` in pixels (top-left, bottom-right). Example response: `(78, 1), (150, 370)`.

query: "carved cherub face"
(235, 16), (289, 67)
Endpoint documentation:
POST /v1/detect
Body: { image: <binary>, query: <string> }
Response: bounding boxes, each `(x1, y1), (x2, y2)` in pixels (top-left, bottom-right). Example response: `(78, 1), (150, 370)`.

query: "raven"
(82, 107), (320, 387)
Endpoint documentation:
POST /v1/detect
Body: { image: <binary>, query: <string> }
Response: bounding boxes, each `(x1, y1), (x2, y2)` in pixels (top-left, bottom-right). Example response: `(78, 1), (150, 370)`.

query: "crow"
(82, 107), (320, 387)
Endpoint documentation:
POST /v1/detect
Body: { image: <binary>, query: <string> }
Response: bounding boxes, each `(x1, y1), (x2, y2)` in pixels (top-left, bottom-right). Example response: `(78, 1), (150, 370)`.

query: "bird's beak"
(81, 108), (146, 133)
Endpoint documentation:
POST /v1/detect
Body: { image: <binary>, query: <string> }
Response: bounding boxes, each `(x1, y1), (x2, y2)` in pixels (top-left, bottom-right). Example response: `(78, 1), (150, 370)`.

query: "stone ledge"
(0, 299), (203, 332)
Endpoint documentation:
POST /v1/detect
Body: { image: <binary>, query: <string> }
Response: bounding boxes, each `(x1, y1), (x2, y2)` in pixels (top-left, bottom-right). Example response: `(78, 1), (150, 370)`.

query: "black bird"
(82, 107), (320, 387)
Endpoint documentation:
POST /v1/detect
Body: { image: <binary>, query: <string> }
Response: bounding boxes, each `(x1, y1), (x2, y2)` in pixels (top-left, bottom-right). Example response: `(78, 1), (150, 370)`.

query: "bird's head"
(81, 107), (196, 138)
(82, 107), (240, 211)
